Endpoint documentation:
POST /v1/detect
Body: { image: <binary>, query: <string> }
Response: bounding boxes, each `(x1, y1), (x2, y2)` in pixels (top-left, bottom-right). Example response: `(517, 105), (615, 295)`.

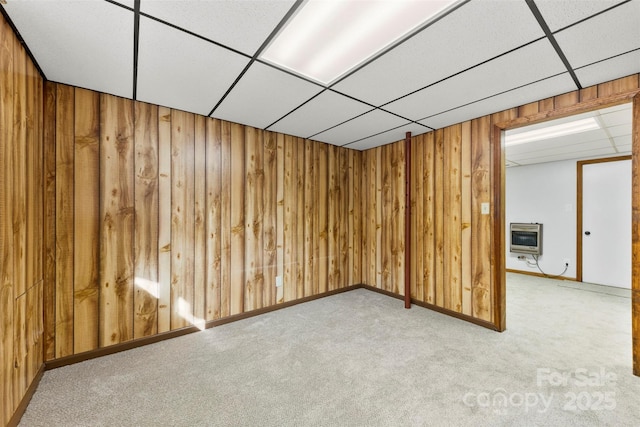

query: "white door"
(582, 159), (631, 288)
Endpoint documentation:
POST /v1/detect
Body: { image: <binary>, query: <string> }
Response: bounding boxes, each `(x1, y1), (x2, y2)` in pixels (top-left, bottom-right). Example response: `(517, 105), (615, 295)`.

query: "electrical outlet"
(563, 258), (570, 267)
(517, 255), (526, 260)
(275, 276), (283, 287)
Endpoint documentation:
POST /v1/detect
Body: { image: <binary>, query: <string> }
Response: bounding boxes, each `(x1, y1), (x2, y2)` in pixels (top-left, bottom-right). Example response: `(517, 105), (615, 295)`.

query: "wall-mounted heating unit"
(510, 223), (543, 255)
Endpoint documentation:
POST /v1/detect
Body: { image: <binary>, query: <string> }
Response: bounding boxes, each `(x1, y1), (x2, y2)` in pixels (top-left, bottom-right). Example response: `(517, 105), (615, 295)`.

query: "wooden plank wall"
(363, 74), (640, 329)
(42, 83), (362, 362)
(0, 14), (44, 426)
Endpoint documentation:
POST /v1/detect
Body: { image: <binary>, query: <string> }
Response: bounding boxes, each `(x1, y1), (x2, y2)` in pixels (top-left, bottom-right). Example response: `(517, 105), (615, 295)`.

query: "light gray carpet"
(19, 273), (640, 426)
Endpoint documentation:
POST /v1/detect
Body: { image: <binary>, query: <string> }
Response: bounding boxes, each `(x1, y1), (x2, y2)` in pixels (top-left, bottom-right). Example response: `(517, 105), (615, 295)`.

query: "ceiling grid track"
(526, 0), (582, 90)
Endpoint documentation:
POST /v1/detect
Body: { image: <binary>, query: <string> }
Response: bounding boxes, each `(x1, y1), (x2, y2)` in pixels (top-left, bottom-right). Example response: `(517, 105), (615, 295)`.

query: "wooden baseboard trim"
(506, 269), (577, 281)
(8, 363), (45, 427)
(409, 298), (500, 331)
(359, 284), (500, 331)
(45, 284), (362, 371)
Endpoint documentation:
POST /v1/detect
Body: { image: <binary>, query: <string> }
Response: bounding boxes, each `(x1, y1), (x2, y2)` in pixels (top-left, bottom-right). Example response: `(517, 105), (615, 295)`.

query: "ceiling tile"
(332, 0), (544, 106)
(345, 123), (430, 151)
(386, 39), (569, 123)
(3, 1), (133, 98)
(140, 0), (296, 56)
(109, 0), (134, 9)
(419, 73), (575, 130)
(574, 49), (640, 88)
(534, 0), (625, 32)
(312, 110), (409, 147)
(268, 90), (372, 139)
(213, 62), (323, 129)
(137, 16), (250, 116)
(554, 1), (640, 68)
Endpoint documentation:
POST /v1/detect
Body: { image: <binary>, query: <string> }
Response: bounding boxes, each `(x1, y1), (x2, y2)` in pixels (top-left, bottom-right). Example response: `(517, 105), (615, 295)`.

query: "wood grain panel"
(244, 126), (264, 311)
(26, 56), (41, 292)
(134, 101), (159, 338)
(317, 142), (328, 294)
(170, 110), (195, 329)
(205, 118), (222, 320)
(296, 138), (305, 297)
(263, 131), (277, 307)
(461, 121), (473, 316)
(42, 82), (56, 361)
(220, 121), (232, 316)
(230, 123), (245, 314)
(73, 88), (100, 352)
(411, 135), (424, 300)
(157, 107), (171, 333)
(275, 133), (285, 304)
(338, 147), (349, 290)
(380, 145), (391, 291)
(434, 129), (445, 307)
(350, 149), (361, 285)
(443, 125), (462, 312)
(423, 132), (436, 304)
(304, 140), (314, 297)
(55, 84), (74, 357)
(194, 115), (206, 326)
(391, 142), (404, 295)
(470, 116), (492, 322)
(360, 150), (369, 286)
(13, 38), (27, 299)
(0, 14), (16, 420)
(283, 135), (297, 301)
(100, 94), (134, 346)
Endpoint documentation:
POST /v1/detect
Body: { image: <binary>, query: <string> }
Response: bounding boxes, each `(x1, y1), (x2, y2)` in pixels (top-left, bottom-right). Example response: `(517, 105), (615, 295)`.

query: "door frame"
(576, 155), (632, 283)
(492, 90), (640, 375)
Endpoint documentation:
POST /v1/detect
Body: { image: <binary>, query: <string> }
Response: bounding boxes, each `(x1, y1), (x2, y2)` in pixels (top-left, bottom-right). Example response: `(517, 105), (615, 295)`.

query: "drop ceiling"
(2, 0), (639, 152)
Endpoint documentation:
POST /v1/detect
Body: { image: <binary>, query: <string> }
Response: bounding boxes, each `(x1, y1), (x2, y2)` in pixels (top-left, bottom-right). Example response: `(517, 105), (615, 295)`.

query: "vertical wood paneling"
(283, 135), (297, 300)
(73, 88), (100, 352)
(229, 123), (245, 314)
(275, 133), (285, 304)
(375, 147), (383, 288)
(434, 129), (445, 307)
(134, 101), (159, 338)
(170, 110), (195, 329)
(328, 145), (339, 290)
(220, 121), (232, 316)
(423, 132), (436, 304)
(380, 145), (391, 291)
(296, 138), (305, 297)
(304, 140), (314, 297)
(205, 118), (222, 320)
(13, 38), (27, 300)
(411, 135), (424, 300)
(194, 115), (206, 326)
(43, 82), (56, 361)
(444, 125), (462, 312)
(55, 84), (74, 357)
(263, 131), (277, 307)
(392, 142), (405, 295)
(0, 15), (16, 421)
(350, 149), (361, 285)
(99, 94), (134, 346)
(470, 116), (492, 322)
(461, 121), (473, 316)
(317, 143), (328, 294)
(338, 147), (349, 290)
(360, 150), (369, 286)
(244, 126), (264, 311)
(157, 107), (171, 333)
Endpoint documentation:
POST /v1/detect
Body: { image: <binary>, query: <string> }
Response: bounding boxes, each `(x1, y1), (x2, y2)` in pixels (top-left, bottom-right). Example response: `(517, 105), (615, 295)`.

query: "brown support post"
(405, 132), (412, 309)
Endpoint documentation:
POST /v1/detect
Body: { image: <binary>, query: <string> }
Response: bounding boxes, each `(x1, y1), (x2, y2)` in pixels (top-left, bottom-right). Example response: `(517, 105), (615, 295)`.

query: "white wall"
(506, 160), (577, 278)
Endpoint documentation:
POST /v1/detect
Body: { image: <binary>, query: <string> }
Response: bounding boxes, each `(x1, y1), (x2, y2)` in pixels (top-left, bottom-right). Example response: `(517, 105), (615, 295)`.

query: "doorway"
(494, 90), (639, 374)
(577, 156), (632, 288)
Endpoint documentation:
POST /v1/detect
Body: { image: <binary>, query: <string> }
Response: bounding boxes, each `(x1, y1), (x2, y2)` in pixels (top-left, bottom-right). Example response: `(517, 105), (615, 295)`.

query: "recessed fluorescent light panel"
(261, 0), (460, 85)
(505, 117), (600, 147)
